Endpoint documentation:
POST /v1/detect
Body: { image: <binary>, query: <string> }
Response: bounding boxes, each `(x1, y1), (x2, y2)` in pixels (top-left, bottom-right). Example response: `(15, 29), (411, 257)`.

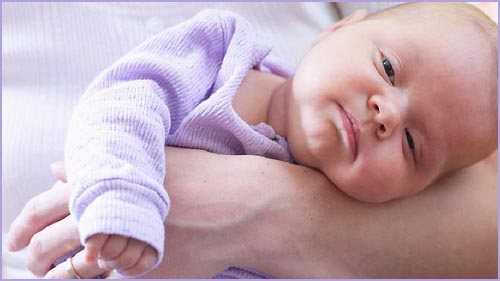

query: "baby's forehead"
(393, 20), (491, 78)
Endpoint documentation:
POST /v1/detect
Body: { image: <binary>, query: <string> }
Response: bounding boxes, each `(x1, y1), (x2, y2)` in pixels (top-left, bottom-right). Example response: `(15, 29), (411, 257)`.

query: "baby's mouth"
(338, 104), (359, 159)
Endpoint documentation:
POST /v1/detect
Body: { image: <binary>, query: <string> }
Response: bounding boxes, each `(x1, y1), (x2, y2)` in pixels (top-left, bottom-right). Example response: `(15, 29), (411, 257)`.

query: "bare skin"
(8, 148), (497, 278)
(149, 148), (498, 278)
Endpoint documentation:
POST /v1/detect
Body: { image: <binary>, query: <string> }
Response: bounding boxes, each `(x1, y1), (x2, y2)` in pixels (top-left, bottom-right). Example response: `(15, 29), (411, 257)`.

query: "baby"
(61, 2), (497, 277)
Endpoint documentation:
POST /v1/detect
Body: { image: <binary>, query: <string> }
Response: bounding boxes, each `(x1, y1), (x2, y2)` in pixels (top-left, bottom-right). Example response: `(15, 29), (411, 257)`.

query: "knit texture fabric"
(65, 9), (294, 278)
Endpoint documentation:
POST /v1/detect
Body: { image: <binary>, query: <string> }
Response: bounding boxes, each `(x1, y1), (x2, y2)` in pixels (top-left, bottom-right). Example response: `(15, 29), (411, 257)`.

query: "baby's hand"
(85, 234), (158, 276)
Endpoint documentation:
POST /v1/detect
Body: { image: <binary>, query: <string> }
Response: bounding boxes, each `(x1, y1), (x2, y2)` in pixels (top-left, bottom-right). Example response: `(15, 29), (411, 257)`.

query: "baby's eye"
(405, 128), (415, 151)
(382, 58), (395, 86)
(404, 128), (416, 162)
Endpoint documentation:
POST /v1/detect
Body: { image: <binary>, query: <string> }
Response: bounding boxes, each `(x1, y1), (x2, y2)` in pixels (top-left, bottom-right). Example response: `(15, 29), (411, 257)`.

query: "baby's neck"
(232, 69), (288, 136)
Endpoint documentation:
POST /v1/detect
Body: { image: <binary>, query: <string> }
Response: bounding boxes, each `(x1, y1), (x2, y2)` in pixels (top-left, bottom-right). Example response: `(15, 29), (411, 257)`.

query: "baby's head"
(285, 2), (498, 202)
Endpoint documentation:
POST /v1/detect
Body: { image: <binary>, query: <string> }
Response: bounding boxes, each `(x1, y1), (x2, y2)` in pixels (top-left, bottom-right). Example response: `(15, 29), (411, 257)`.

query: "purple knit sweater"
(65, 9), (294, 278)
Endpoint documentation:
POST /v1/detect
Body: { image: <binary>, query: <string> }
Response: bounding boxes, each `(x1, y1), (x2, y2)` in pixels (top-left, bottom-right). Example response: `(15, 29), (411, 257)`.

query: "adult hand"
(6, 149), (238, 279)
(7, 163), (109, 279)
(6, 153), (229, 279)
(7, 163), (71, 255)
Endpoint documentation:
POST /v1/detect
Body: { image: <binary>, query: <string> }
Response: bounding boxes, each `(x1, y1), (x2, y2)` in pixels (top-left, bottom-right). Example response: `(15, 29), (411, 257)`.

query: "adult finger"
(85, 234), (109, 263)
(120, 245), (157, 276)
(98, 238), (146, 270)
(45, 249), (108, 279)
(50, 161), (68, 183)
(26, 216), (80, 277)
(7, 181), (71, 252)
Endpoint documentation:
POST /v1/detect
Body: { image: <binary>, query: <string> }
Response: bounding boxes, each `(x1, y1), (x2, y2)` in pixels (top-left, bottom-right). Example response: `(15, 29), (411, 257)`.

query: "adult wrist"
(225, 155), (328, 276)
(161, 148), (347, 277)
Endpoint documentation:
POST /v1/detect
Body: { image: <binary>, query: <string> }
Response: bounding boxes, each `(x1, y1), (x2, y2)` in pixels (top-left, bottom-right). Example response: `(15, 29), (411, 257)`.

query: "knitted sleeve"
(64, 10), (230, 272)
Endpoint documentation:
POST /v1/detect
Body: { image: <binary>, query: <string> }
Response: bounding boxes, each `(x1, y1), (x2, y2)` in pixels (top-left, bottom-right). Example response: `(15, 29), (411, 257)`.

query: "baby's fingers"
(119, 245), (158, 276)
(85, 234), (108, 263)
(97, 235), (129, 261)
(97, 238), (146, 270)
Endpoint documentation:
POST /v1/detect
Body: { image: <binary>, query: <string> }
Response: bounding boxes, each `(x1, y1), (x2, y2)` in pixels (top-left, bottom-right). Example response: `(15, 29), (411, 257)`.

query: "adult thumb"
(50, 161), (68, 183)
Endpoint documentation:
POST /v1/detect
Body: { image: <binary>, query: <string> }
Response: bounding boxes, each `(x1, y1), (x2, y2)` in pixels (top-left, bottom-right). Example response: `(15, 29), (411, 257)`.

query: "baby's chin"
(337, 184), (400, 203)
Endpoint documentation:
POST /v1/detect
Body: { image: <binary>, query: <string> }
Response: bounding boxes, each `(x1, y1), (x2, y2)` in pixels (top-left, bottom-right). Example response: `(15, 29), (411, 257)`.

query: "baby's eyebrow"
(392, 39), (423, 86)
(392, 50), (405, 85)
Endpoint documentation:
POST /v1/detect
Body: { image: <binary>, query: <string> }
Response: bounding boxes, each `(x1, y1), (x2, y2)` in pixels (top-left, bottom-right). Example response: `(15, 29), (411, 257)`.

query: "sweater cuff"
(78, 192), (165, 275)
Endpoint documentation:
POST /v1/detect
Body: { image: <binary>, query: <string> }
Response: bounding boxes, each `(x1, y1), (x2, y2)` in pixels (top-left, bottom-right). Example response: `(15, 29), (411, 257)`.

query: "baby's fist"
(86, 234), (158, 276)
(85, 234), (109, 263)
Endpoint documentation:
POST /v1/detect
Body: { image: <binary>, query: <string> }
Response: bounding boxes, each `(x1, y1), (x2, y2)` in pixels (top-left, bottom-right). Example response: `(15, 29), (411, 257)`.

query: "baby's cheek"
(341, 164), (406, 203)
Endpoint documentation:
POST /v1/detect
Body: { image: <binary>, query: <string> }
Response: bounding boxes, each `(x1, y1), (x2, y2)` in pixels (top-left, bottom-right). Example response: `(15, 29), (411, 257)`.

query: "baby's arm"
(65, 10), (238, 276)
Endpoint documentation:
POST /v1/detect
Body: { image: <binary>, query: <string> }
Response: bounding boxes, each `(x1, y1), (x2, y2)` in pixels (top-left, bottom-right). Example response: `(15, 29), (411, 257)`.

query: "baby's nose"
(368, 95), (402, 139)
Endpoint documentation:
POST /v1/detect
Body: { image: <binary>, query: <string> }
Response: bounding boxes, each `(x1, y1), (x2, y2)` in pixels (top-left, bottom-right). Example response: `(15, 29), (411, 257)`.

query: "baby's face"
(286, 16), (496, 202)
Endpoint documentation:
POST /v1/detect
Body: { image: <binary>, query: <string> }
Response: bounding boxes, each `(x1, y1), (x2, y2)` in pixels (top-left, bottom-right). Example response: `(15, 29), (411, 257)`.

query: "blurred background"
(472, 2), (498, 23)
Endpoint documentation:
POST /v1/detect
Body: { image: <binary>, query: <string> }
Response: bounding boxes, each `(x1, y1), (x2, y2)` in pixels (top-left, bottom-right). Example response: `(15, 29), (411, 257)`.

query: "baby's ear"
(312, 9), (368, 46)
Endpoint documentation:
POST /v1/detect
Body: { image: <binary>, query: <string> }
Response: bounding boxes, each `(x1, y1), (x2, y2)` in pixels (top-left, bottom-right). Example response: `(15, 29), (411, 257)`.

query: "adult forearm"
(146, 147), (497, 278)
(253, 153), (498, 278)
(150, 147), (360, 278)
(143, 147), (291, 278)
